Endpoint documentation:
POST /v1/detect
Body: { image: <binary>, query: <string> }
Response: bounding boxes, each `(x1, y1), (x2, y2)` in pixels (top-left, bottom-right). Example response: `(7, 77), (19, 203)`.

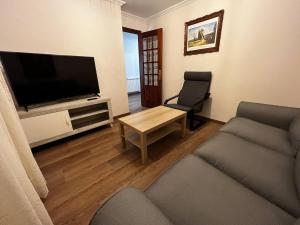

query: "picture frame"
(184, 10), (224, 55)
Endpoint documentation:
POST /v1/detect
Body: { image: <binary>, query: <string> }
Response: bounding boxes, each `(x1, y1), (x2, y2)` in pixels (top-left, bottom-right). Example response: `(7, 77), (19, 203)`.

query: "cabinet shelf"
(71, 112), (109, 130)
(70, 109), (108, 121)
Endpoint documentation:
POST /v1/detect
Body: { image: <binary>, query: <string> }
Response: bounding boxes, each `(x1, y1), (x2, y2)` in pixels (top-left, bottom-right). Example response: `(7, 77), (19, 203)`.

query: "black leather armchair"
(164, 72), (212, 130)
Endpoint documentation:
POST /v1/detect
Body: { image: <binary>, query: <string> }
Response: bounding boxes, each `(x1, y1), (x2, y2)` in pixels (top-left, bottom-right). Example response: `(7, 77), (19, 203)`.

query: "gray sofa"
(90, 102), (300, 225)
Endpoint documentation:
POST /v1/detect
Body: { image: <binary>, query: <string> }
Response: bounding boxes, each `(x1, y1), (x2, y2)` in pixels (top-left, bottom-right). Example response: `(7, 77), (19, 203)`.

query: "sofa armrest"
(236, 101), (300, 130)
(90, 188), (174, 225)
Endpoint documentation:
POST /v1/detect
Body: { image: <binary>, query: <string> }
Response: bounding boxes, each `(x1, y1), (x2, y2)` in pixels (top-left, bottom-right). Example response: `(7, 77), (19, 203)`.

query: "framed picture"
(184, 10), (224, 55)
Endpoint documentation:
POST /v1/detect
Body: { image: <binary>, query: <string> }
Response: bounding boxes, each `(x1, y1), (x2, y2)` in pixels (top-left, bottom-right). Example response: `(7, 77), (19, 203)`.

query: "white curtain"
(0, 63), (53, 225)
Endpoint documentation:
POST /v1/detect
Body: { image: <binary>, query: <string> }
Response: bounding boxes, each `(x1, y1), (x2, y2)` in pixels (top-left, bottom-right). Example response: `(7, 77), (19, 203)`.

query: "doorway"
(123, 27), (142, 113)
(123, 27), (163, 112)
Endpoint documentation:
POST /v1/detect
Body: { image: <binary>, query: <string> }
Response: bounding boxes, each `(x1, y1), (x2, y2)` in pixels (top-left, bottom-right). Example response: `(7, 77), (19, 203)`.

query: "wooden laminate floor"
(34, 120), (222, 225)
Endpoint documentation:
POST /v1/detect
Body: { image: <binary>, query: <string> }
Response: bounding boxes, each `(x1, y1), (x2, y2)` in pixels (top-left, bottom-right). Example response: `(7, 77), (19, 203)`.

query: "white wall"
(0, 0), (129, 116)
(122, 12), (148, 32)
(146, 0), (300, 121)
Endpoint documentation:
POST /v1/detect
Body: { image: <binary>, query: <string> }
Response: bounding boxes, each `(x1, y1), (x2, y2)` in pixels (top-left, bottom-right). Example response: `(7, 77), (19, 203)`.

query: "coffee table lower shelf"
(123, 123), (180, 149)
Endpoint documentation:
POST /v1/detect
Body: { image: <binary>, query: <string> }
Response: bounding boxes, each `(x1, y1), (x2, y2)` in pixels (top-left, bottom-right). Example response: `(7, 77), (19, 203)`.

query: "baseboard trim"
(206, 117), (225, 125)
(114, 112), (131, 119)
(128, 91), (141, 95)
(194, 115), (225, 125)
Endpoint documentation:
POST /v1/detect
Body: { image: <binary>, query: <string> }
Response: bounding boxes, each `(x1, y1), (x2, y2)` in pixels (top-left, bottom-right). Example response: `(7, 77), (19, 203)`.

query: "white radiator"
(127, 77), (141, 93)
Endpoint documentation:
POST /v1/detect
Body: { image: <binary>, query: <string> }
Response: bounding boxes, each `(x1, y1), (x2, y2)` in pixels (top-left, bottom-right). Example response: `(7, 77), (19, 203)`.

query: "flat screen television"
(0, 51), (100, 107)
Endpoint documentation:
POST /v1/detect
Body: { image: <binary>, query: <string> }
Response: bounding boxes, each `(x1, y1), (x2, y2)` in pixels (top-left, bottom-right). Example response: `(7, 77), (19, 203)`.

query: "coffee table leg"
(181, 115), (187, 138)
(119, 123), (126, 148)
(140, 133), (148, 164)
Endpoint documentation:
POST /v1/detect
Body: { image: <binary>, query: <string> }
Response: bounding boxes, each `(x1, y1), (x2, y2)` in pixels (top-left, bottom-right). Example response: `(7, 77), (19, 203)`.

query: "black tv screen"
(0, 52), (100, 107)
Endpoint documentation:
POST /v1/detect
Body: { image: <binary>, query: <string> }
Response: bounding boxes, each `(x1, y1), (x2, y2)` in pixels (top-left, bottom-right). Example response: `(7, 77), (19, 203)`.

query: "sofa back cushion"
(290, 115), (300, 151)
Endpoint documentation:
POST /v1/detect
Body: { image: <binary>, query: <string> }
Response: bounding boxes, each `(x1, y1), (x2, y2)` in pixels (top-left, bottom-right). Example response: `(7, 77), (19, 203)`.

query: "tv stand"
(18, 96), (113, 148)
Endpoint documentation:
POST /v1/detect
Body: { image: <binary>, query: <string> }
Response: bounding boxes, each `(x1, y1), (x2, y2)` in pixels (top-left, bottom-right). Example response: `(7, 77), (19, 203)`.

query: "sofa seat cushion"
(146, 155), (295, 225)
(220, 117), (295, 156)
(195, 132), (300, 217)
(90, 188), (174, 225)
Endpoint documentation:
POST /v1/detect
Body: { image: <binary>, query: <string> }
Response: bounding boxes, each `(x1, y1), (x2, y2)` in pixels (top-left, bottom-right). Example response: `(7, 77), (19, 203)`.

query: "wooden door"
(140, 29), (163, 108)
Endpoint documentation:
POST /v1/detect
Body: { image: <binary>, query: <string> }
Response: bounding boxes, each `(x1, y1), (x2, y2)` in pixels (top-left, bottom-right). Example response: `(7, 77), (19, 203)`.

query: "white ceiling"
(122, 0), (185, 18)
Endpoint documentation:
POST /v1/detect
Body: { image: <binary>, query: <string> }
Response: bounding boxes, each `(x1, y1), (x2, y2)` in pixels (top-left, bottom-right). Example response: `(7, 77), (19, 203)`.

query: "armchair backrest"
(177, 72), (212, 109)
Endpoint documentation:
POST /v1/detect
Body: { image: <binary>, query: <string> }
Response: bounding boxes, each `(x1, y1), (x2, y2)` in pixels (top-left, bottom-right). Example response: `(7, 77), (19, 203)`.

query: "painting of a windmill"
(184, 10), (224, 55)
(188, 21), (217, 47)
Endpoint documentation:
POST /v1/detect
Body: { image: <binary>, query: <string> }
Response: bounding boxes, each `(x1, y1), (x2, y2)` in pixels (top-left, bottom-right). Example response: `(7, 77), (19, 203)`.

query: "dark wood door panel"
(140, 28), (163, 108)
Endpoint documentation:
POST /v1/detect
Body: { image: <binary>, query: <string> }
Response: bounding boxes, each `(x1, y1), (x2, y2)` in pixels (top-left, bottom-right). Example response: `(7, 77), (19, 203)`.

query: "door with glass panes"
(140, 29), (163, 107)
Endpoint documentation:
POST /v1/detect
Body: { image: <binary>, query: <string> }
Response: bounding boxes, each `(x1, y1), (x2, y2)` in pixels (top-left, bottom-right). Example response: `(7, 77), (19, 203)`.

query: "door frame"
(122, 27), (144, 105)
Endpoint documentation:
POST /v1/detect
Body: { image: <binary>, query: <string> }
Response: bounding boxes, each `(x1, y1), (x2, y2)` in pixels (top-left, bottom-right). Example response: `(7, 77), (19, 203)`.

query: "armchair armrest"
(90, 188), (174, 225)
(236, 101), (300, 130)
(164, 94), (179, 105)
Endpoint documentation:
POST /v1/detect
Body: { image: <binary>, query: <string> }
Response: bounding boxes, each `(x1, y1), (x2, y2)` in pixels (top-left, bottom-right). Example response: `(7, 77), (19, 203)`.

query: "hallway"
(128, 93), (144, 113)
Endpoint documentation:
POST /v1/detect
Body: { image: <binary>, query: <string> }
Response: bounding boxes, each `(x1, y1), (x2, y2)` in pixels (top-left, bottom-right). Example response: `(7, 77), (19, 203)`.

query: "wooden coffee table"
(118, 106), (186, 164)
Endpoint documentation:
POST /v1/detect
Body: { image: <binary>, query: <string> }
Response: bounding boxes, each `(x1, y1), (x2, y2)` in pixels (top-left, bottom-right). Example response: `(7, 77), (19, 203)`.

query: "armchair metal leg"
(188, 111), (207, 131)
(189, 111), (194, 130)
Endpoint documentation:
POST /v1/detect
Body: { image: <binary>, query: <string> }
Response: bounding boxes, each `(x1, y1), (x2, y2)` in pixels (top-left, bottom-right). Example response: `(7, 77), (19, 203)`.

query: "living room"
(0, 0), (300, 225)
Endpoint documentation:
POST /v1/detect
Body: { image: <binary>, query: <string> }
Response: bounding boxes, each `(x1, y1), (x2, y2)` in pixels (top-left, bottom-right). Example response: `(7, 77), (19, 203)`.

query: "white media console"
(18, 96), (113, 148)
